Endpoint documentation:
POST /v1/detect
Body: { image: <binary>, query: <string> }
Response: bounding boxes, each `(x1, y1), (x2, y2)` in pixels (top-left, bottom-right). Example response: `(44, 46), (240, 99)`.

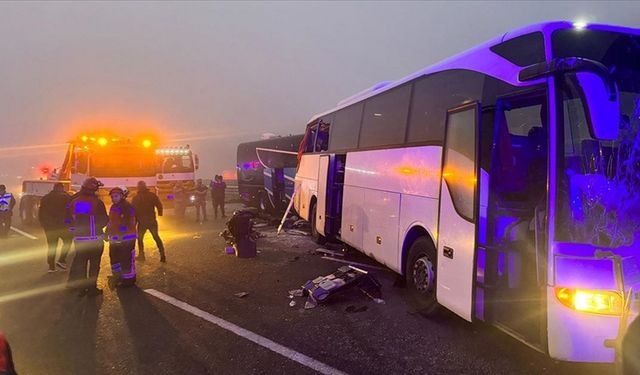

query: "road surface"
(0, 205), (614, 375)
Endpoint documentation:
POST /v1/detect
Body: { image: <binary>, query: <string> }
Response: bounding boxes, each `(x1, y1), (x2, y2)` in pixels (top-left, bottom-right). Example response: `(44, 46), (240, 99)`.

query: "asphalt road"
(0, 205), (616, 375)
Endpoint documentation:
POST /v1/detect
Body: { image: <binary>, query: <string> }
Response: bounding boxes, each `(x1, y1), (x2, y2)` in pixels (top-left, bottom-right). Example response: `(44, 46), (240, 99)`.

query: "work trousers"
(0, 212), (11, 238)
(44, 228), (72, 268)
(109, 240), (136, 285)
(137, 220), (165, 255)
(195, 201), (207, 222)
(212, 198), (225, 218)
(68, 239), (104, 290)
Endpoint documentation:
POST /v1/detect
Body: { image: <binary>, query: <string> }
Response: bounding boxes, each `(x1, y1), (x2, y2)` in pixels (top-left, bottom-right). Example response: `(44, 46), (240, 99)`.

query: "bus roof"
(309, 21), (640, 124)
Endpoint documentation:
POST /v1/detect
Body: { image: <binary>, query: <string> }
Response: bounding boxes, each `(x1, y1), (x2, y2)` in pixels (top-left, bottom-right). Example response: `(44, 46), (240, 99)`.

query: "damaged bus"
(294, 21), (640, 365)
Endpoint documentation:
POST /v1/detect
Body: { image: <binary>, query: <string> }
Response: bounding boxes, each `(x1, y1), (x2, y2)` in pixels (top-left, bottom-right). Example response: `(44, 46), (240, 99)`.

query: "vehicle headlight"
(555, 287), (623, 316)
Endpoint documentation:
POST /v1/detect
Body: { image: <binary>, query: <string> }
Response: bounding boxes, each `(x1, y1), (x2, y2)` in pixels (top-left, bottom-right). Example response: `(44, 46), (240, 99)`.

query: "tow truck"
(19, 135), (198, 224)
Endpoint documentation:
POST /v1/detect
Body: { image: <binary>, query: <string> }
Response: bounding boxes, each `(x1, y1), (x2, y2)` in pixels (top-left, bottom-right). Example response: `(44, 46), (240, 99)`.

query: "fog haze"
(1, 1), (639, 188)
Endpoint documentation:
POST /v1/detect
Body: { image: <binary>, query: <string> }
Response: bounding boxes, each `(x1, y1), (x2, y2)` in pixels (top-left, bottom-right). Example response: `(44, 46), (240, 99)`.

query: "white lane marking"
(10, 226), (38, 240)
(145, 289), (348, 375)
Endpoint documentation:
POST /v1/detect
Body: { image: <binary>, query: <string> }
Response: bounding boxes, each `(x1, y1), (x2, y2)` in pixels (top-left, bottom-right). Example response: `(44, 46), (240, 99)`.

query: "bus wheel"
(405, 237), (439, 316)
(310, 204), (326, 245)
(258, 192), (270, 213)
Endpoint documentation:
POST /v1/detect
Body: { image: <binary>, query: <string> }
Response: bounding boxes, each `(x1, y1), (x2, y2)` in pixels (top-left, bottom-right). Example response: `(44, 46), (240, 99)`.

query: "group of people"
(173, 175), (227, 223)
(38, 178), (166, 296)
(1, 174), (226, 296)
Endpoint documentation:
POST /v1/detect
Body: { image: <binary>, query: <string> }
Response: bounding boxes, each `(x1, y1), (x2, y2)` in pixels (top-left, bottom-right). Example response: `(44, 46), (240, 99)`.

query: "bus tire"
(258, 192), (271, 213)
(405, 237), (440, 316)
(310, 203), (326, 245)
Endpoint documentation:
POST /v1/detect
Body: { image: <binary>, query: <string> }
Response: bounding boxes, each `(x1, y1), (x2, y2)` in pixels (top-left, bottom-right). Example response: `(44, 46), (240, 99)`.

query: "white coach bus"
(294, 21), (640, 365)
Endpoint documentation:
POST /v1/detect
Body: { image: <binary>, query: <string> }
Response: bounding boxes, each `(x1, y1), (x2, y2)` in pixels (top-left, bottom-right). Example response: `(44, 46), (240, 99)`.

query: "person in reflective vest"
(0, 332), (17, 375)
(106, 187), (137, 288)
(0, 185), (16, 239)
(67, 178), (108, 297)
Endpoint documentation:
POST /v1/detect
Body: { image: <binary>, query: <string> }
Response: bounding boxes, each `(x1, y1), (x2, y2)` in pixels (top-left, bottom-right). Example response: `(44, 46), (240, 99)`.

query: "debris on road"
(288, 289), (304, 297)
(287, 229), (309, 236)
(193, 234), (202, 239)
(220, 210), (258, 258)
(304, 300), (317, 310)
(315, 248), (344, 257)
(234, 292), (249, 298)
(300, 265), (382, 305)
(289, 300), (297, 308)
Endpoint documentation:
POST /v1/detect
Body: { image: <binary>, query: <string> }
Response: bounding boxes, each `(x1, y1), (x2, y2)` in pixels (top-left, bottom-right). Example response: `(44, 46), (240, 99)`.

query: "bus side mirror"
(195, 155), (200, 170)
(575, 71), (620, 141)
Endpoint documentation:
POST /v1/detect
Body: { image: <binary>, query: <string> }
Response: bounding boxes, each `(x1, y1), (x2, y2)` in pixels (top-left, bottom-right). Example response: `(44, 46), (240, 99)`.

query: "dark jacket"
(67, 189), (108, 240)
(132, 189), (163, 223)
(210, 181), (226, 200)
(107, 200), (137, 242)
(194, 185), (208, 203)
(38, 190), (71, 230)
(0, 332), (16, 375)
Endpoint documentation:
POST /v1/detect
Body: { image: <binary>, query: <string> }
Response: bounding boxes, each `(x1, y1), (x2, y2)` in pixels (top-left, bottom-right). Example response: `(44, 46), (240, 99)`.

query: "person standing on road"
(38, 182), (72, 272)
(106, 187), (137, 288)
(210, 175), (227, 219)
(194, 179), (208, 223)
(67, 177), (108, 297)
(0, 185), (16, 239)
(131, 181), (166, 263)
(172, 182), (186, 218)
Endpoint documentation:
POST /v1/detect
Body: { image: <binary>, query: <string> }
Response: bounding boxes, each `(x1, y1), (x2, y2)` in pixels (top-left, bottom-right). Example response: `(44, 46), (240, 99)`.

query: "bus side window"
(305, 123), (318, 153)
(315, 118), (331, 152)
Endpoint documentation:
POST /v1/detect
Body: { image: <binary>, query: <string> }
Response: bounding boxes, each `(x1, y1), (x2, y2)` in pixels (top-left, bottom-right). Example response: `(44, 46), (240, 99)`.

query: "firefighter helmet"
(81, 177), (102, 192)
(109, 186), (129, 198)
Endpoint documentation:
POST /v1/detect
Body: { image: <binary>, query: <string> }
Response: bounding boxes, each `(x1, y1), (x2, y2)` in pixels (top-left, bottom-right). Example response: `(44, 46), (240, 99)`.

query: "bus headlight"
(555, 287), (623, 316)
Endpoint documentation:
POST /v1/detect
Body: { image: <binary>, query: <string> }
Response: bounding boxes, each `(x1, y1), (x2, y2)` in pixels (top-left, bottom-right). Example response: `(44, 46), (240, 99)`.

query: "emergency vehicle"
(20, 135), (197, 223)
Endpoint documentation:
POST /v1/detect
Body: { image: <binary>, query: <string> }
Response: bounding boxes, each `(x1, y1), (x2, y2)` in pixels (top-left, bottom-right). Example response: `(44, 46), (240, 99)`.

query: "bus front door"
(436, 103), (480, 322)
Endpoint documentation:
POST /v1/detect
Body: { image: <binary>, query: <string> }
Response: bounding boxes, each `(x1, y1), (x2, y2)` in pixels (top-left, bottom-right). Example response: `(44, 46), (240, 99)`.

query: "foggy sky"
(1, 1), (639, 186)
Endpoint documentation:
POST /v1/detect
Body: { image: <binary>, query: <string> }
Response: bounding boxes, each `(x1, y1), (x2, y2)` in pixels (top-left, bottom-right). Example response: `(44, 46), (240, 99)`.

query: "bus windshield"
(90, 148), (157, 178)
(554, 29), (640, 248)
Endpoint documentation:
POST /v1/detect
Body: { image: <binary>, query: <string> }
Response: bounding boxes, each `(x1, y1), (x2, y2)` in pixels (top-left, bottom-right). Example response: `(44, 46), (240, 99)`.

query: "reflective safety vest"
(0, 193), (13, 212)
(69, 193), (108, 241)
(107, 201), (137, 242)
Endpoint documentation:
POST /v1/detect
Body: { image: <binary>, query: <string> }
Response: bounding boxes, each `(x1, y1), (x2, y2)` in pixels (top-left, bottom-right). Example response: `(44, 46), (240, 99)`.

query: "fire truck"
(19, 135), (198, 224)
(154, 145), (199, 207)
